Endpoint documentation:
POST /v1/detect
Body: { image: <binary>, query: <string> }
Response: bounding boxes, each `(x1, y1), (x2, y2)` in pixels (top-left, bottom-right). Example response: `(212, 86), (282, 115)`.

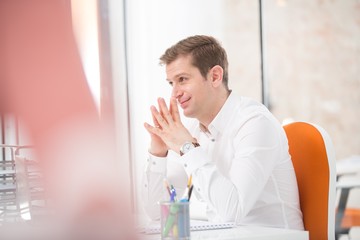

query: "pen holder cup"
(159, 201), (190, 240)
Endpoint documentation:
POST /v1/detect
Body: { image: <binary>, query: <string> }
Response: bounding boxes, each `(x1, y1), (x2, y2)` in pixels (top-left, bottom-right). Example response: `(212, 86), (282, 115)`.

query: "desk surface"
(141, 225), (309, 240)
(337, 155), (360, 176)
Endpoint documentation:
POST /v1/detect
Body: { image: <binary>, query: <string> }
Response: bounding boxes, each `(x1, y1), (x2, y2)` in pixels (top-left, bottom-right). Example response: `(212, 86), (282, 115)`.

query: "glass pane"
(263, 0), (360, 160)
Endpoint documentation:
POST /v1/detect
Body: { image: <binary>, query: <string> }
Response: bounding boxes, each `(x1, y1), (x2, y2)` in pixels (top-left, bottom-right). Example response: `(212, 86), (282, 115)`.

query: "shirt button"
(144, 184), (147, 188)
(197, 188), (200, 192)
(152, 161), (156, 165)
(184, 163), (187, 168)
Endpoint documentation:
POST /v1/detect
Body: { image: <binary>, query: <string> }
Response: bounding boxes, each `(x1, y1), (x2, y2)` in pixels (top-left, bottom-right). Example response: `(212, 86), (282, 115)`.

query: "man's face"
(166, 55), (212, 120)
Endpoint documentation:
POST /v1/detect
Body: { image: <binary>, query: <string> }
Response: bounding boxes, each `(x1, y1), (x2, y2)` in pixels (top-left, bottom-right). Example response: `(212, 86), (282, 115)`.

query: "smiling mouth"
(179, 98), (190, 108)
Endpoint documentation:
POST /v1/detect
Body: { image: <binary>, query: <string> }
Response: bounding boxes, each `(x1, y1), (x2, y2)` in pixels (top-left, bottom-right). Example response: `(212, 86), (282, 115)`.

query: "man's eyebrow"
(167, 73), (190, 81)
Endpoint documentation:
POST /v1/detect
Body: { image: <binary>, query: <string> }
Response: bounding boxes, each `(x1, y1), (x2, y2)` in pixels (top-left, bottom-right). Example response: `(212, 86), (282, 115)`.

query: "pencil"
(187, 175), (192, 188)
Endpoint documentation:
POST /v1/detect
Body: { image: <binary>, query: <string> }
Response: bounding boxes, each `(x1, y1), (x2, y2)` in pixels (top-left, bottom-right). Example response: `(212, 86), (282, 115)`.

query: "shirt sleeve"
(141, 154), (167, 220)
(182, 115), (282, 223)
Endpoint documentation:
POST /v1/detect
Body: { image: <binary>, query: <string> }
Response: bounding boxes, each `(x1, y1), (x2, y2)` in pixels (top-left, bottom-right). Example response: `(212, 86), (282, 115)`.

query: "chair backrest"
(283, 122), (336, 240)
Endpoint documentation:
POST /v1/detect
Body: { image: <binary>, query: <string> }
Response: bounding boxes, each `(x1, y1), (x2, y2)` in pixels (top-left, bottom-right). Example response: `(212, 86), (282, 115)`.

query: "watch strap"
(180, 142), (200, 156)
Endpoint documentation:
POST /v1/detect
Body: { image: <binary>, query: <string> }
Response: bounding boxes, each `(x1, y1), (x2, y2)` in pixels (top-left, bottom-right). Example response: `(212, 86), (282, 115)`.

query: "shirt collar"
(198, 91), (239, 140)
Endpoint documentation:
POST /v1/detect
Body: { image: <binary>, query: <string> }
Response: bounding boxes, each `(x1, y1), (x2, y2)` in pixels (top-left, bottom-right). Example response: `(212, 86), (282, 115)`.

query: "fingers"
(146, 97), (180, 133)
(169, 97), (181, 122)
(157, 98), (174, 125)
(144, 122), (153, 132)
(150, 105), (168, 129)
(151, 109), (161, 128)
(144, 122), (160, 135)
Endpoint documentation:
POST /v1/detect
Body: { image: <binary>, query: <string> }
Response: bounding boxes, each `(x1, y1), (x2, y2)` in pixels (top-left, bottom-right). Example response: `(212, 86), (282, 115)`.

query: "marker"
(162, 203), (179, 237)
(172, 223), (178, 237)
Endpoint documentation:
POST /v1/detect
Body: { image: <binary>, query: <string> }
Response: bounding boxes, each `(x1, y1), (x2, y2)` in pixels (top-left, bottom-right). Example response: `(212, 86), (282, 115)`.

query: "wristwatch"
(180, 141), (200, 156)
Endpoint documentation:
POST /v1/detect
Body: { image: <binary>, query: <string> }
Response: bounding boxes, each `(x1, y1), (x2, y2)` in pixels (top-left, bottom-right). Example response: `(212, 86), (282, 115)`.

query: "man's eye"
(168, 81), (173, 86)
(179, 77), (186, 83)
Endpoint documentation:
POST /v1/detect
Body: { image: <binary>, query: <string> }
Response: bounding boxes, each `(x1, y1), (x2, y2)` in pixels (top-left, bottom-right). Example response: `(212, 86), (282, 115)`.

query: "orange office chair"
(284, 122), (336, 240)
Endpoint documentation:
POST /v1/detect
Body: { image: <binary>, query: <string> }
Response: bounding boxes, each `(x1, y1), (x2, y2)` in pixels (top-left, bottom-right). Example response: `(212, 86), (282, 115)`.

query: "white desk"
(336, 176), (360, 237)
(141, 225), (309, 240)
(337, 155), (360, 177)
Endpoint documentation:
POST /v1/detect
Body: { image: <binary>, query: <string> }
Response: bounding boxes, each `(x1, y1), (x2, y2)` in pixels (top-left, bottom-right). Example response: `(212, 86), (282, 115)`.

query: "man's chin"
(183, 110), (195, 118)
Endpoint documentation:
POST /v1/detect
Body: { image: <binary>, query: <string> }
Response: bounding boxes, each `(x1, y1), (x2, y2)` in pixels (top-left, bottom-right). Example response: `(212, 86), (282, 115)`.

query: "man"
(142, 35), (304, 230)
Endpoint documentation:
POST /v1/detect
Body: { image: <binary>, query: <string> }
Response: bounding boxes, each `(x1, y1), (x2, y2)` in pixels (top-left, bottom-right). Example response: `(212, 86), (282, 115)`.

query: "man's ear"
(209, 65), (224, 88)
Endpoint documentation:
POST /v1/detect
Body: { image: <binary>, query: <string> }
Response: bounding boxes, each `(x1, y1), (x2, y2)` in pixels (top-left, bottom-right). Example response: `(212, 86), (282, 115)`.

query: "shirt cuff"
(147, 153), (167, 173)
(180, 147), (211, 175)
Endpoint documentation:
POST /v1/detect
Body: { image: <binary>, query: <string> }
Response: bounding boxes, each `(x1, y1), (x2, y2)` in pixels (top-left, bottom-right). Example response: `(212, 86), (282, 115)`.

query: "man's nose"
(171, 84), (182, 98)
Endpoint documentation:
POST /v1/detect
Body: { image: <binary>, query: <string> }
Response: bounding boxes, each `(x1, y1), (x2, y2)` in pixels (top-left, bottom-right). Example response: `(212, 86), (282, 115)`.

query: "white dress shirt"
(142, 92), (304, 230)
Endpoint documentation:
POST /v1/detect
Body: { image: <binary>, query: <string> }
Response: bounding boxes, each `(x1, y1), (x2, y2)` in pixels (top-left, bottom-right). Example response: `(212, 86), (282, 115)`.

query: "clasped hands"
(144, 97), (194, 157)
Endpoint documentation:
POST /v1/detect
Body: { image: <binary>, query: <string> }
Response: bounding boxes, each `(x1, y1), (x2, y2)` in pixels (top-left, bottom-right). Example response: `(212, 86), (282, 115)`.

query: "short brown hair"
(159, 35), (229, 89)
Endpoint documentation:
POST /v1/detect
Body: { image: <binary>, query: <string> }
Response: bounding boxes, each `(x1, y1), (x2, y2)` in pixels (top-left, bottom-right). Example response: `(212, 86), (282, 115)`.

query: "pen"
(188, 184), (194, 201)
(163, 178), (171, 197)
(170, 185), (177, 202)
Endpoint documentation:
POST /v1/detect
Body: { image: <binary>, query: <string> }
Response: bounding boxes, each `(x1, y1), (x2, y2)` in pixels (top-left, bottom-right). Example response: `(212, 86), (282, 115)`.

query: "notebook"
(140, 220), (236, 234)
